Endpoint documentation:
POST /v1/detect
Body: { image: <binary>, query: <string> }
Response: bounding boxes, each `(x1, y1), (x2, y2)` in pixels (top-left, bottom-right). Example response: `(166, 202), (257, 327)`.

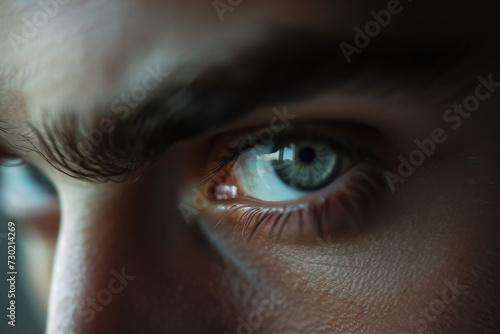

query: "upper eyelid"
(211, 123), (385, 164)
(200, 123), (385, 190)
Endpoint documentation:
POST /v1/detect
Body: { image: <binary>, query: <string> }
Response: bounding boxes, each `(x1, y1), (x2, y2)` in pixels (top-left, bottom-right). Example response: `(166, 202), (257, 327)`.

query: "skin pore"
(1, 0), (500, 333)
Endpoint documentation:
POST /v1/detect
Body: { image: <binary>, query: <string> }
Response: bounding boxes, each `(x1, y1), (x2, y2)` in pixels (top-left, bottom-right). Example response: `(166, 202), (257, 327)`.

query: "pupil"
(298, 147), (316, 164)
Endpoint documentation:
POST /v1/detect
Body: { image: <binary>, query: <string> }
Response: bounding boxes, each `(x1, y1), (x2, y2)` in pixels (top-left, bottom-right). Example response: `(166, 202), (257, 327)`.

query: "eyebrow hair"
(26, 28), (469, 183)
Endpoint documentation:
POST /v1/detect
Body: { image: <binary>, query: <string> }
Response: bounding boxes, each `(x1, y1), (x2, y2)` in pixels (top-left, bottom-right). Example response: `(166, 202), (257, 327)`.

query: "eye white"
(233, 143), (333, 202)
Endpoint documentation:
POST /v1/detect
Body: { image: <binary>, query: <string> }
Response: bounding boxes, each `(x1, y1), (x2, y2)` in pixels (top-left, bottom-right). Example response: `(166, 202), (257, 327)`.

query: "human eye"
(194, 123), (389, 242)
(0, 160), (58, 220)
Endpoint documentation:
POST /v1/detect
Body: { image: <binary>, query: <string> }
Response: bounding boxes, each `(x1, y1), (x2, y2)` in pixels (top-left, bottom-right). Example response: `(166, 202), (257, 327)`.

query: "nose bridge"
(46, 185), (149, 334)
(45, 180), (235, 334)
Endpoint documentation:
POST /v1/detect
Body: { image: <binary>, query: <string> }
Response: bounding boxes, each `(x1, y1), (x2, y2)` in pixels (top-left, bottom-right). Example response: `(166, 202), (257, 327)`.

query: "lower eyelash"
(202, 166), (387, 242)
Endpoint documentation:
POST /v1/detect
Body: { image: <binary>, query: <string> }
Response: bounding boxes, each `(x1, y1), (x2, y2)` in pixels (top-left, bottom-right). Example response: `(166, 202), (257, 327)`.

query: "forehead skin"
(0, 0), (494, 120)
(0, 0), (330, 115)
(1, 1), (500, 334)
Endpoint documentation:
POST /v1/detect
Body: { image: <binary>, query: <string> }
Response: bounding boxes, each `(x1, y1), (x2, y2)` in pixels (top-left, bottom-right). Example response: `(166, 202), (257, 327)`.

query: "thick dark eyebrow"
(28, 28), (469, 183)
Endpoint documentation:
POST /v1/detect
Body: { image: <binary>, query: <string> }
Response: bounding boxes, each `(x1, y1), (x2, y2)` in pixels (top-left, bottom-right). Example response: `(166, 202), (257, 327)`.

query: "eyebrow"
(26, 28), (469, 183)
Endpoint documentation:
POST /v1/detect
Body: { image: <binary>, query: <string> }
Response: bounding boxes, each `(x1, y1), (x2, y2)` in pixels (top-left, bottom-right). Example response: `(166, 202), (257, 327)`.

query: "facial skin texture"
(1, 0), (500, 333)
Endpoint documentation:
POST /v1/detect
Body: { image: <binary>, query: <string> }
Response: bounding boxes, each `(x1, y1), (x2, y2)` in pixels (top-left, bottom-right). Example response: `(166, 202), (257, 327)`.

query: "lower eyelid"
(199, 164), (388, 243)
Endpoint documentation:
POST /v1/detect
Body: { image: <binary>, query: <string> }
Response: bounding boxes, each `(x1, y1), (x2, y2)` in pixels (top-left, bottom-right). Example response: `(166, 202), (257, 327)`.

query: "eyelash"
(197, 126), (388, 241)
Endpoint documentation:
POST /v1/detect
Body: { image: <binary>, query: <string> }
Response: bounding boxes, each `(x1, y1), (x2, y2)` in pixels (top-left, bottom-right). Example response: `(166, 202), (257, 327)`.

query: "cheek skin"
(20, 138), (500, 334)
(193, 147), (500, 334)
(173, 107), (500, 334)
